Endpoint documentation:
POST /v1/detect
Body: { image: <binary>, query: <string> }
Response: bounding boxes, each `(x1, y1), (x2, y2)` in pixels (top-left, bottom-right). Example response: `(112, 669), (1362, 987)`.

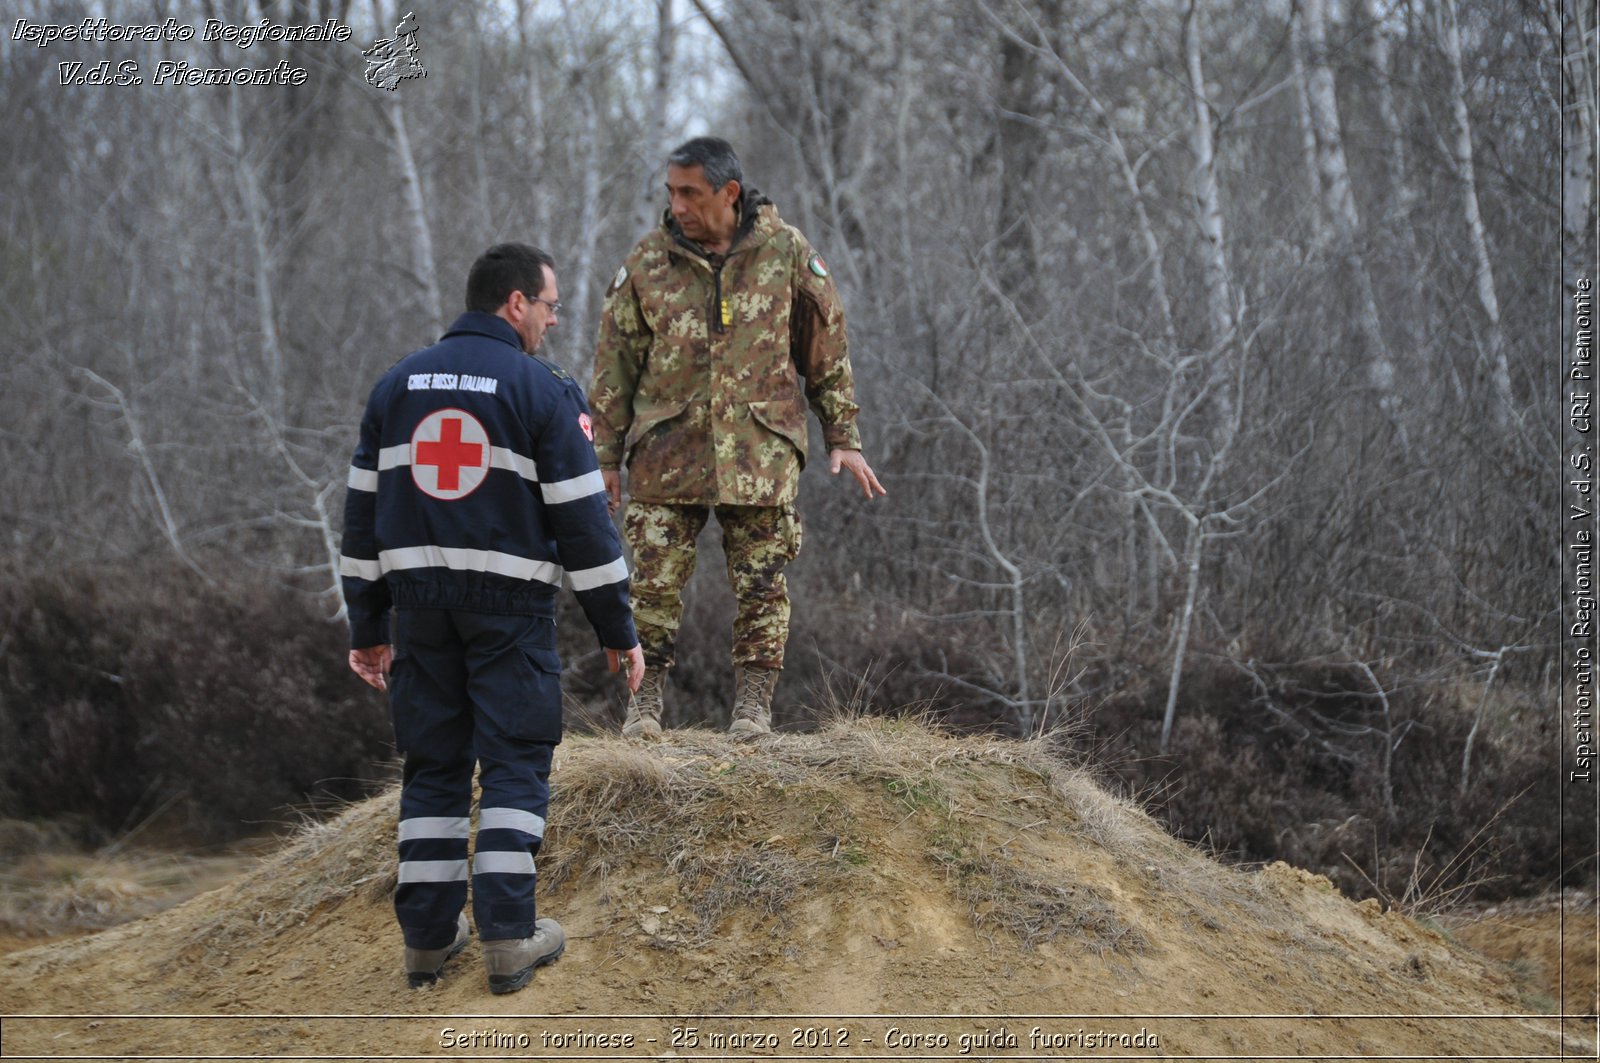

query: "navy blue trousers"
(387, 609), (564, 949)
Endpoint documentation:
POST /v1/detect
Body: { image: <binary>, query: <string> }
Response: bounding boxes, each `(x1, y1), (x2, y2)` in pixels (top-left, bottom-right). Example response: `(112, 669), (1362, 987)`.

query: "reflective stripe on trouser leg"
(623, 502), (711, 669)
(472, 789), (548, 941)
(390, 609), (475, 950)
(456, 611), (562, 942)
(718, 503), (803, 669)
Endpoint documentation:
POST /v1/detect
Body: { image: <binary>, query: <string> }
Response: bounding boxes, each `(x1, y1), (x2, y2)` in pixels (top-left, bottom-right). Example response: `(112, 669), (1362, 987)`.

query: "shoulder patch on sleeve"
(608, 265), (628, 294)
(532, 354), (570, 381)
(807, 253), (829, 278)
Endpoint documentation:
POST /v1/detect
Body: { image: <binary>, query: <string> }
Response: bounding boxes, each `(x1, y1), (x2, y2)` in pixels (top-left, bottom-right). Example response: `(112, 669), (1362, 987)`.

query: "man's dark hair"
(667, 136), (743, 192)
(465, 243), (555, 313)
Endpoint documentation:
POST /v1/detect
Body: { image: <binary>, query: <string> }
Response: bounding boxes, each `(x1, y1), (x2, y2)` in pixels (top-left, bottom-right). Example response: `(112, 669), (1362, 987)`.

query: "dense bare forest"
(0, 0), (1593, 900)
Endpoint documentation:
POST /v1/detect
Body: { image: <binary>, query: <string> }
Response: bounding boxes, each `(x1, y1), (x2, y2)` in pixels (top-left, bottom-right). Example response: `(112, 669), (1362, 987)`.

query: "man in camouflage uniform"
(590, 137), (884, 737)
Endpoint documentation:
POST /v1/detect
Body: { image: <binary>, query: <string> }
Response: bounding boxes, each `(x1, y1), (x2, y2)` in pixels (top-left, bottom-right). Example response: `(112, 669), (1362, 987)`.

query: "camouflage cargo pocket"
(748, 397), (809, 468)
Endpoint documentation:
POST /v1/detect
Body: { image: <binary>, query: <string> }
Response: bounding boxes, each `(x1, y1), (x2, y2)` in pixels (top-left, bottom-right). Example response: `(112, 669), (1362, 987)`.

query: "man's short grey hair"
(667, 136), (743, 192)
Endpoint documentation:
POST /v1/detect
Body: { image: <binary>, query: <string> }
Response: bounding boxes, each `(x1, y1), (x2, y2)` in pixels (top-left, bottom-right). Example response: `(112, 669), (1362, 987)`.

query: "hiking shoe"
(622, 666), (668, 739)
(404, 912), (469, 988)
(728, 665), (778, 737)
(483, 917), (565, 995)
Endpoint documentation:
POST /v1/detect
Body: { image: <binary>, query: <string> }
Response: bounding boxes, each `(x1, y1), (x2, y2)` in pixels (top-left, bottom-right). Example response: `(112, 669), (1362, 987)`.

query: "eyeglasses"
(523, 292), (561, 315)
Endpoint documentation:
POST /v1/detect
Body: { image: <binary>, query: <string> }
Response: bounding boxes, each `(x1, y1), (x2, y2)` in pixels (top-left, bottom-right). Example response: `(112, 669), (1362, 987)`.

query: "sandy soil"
(0, 719), (1585, 1060)
(1445, 892), (1598, 1021)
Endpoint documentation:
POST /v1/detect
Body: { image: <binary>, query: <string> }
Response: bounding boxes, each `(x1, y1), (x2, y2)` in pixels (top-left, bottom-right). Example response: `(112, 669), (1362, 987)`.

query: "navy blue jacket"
(340, 313), (637, 652)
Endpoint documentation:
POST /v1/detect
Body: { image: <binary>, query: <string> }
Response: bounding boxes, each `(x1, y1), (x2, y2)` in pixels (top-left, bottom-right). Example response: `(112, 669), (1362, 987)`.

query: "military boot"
(404, 912), (470, 988)
(483, 917), (565, 995)
(728, 665), (778, 737)
(622, 665), (668, 739)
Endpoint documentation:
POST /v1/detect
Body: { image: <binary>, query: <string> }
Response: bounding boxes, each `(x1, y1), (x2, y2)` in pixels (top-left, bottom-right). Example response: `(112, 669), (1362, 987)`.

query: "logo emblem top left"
(411, 408), (491, 500)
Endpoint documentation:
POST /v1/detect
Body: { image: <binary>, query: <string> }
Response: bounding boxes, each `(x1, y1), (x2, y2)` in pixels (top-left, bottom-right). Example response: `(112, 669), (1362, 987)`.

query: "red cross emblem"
(411, 408), (491, 500)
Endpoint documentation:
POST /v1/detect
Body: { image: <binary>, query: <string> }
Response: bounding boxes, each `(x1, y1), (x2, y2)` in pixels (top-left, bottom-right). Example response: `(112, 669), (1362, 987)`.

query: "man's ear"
(720, 178), (742, 207)
(493, 290), (524, 330)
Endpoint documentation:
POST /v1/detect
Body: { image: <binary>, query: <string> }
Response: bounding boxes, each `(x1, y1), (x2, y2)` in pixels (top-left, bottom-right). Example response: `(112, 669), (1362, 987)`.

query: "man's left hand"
(607, 644), (647, 692)
(829, 448), (886, 499)
(349, 645), (393, 692)
(601, 469), (622, 516)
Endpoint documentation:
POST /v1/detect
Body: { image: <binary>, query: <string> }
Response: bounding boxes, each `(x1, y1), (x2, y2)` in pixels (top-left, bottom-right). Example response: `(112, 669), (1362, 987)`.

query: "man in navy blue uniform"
(339, 243), (644, 995)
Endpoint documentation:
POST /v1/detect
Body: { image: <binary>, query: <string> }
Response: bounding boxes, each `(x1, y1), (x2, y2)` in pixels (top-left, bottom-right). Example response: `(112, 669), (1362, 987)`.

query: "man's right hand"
(349, 645), (392, 692)
(602, 469), (622, 516)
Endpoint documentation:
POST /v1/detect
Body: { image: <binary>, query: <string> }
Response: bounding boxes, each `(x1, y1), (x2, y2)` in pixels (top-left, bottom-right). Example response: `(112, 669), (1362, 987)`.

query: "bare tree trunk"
(962, 416), (1031, 734)
(891, 0), (931, 385)
(558, 0), (603, 372)
(1439, 0), (1512, 425)
(1551, 0), (1597, 293)
(381, 101), (442, 333)
(1353, 657), (1399, 823)
(1183, 1), (1236, 423)
(1184, 1), (1235, 345)
(1459, 647), (1505, 796)
(371, 0), (442, 335)
(467, 3), (494, 239)
(1288, 7), (1326, 228)
(1356, 0), (1425, 351)
(569, 87), (602, 371)
(1299, 0), (1406, 445)
(1359, 0), (1416, 220)
(634, 0), (676, 236)
(1160, 517), (1204, 755)
(517, 0), (550, 237)
(227, 90), (286, 421)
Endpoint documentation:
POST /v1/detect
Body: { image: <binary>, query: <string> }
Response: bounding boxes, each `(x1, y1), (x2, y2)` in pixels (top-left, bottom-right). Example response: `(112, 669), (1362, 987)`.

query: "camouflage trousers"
(623, 501), (803, 670)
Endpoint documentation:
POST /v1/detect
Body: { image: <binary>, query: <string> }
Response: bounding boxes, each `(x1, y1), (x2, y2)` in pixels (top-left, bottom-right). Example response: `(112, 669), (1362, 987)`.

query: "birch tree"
(634, 0), (677, 236)
(1184, 1), (1238, 391)
(370, 1), (443, 335)
(1296, 0), (1405, 446)
(227, 88), (288, 421)
(556, 0), (606, 371)
(1288, 6), (1327, 228)
(1437, 0), (1513, 425)
(1546, 0), (1597, 292)
(1354, 0), (1425, 354)
(517, 0), (552, 237)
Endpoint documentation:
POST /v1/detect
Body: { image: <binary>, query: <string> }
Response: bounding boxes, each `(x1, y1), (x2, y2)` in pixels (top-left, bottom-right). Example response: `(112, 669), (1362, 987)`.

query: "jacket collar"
(663, 187), (780, 262)
(440, 311), (524, 350)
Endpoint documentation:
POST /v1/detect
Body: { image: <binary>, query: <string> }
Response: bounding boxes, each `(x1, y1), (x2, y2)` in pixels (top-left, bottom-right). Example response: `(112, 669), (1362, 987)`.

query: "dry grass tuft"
(682, 848), (819, 939)
(948, 852), (1144, 954)
(0, 820), (258, 946)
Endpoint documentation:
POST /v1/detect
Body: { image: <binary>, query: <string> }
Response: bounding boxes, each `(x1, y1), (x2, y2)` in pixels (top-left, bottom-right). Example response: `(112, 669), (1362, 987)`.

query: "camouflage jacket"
(589, 194), (862, 507)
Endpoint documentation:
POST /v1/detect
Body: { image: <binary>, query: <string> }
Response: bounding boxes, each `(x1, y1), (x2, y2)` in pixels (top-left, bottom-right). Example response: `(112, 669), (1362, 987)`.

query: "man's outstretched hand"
(829, 448), (886, 499)
(607, 644), (647, 692)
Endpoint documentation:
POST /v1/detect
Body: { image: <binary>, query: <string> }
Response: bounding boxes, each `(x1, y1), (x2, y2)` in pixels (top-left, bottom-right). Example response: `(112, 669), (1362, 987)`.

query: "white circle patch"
(411, 408), (491, 500)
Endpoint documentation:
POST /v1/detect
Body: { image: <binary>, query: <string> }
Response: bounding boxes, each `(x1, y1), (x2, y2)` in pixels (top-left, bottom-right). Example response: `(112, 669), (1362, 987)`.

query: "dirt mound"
(0, 718), (1578, 1058)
